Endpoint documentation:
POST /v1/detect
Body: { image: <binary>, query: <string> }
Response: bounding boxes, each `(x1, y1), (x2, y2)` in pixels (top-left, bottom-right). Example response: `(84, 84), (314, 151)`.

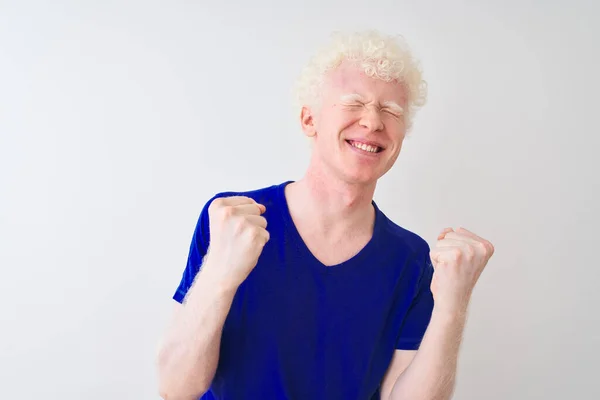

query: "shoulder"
(375, 206), (432, 277)
(191, 180), (289, 240)
(377, 207), (430, 255)
(202, 180), (290, 209)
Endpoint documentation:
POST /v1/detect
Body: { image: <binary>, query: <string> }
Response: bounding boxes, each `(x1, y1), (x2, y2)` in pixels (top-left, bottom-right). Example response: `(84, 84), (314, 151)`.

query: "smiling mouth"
(345, 140), (383, 154)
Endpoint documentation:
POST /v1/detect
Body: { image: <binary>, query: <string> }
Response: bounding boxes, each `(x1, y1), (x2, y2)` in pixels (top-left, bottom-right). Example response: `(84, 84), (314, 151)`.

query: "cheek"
(386, 120), (407, 139)
(336, 111), (360, 130)
(318, 112), (353, 136)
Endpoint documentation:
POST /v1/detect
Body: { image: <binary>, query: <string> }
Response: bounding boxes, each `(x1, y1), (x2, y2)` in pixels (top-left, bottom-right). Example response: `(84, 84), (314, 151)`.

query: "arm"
(379, 350), (417, 399)
(156, 196), (269, 400)
(157, 258), (238, 400)
(384, 227), (494, 400)
(384, 307), (467, 400)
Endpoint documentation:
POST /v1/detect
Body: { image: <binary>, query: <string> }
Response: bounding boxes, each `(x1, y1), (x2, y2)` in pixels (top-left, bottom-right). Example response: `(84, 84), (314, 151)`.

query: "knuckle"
(221, 206), (235, 219)
(465, 245), (476, 260)
(244, 224), (261, 240)
(233, 218), (246, 234)
(451, 248), (462, 261)
(210, 198), (225, 210)
(487, 241), (495, 255)
(477, 241), (488, 255)
(248, 225), (259, 237)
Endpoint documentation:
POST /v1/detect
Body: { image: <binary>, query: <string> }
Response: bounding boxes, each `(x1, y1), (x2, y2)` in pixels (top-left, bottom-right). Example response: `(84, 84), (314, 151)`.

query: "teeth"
(351, 141), (379, 153)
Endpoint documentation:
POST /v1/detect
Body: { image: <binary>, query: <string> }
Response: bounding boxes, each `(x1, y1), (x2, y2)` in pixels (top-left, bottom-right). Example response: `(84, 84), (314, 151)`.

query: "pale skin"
(157, 196), (270, 400)
(156, 60), (495, 400)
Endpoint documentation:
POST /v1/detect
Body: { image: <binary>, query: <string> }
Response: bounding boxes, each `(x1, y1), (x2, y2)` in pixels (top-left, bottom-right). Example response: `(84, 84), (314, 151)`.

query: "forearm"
(389, 306), (468, 400)
(157, 259), (237, 399)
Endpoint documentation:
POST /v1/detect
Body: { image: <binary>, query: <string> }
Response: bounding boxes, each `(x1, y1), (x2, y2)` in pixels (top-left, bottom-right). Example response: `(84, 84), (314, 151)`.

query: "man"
(157, 30), (495, 400)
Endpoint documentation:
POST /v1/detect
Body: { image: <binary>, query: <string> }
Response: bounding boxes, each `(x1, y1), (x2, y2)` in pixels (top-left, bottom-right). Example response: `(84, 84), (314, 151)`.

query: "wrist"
(432, 303), (469, 323)
(200, 257), (241, 295)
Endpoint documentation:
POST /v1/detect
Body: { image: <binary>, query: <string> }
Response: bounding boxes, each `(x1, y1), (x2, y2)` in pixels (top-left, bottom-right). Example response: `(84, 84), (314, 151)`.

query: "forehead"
(324, 61), (408, 105)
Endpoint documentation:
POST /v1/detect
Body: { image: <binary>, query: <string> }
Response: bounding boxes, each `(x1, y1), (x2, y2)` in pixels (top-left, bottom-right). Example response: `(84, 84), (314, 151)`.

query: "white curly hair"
(294, 30), (428, 132)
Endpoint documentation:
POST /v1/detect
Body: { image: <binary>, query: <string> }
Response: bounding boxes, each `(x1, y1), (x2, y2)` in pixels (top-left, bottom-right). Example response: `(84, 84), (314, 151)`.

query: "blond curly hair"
(294, 30), (428, 132)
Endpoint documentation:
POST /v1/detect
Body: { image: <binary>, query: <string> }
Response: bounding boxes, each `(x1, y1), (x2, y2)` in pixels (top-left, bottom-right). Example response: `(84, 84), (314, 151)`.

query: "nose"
(359, 107), (384, 132)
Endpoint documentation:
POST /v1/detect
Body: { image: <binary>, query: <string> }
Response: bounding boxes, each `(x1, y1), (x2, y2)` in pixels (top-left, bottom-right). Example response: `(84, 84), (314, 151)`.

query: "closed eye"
(383, 109), (401, 117)
(343, 102), (364, 109)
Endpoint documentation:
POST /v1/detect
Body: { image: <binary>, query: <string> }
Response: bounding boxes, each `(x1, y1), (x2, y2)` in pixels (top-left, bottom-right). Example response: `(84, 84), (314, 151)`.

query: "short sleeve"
(172, 196), (215, 303)
(395, 247), (435, 350)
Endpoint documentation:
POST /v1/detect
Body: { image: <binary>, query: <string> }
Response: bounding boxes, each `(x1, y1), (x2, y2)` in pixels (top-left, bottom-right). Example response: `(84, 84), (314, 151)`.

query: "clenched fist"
(429, 227), (495, 315)
(202, 196), (270, 289)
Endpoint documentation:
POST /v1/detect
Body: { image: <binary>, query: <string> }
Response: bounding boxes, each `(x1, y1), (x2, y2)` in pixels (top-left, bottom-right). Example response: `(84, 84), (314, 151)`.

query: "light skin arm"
(381, 308), (467, 400)
(156, 261), (237, 400)
(379, 350), (417, 399)
(381, 227), (494, 400)
(156, 196), (269, 400)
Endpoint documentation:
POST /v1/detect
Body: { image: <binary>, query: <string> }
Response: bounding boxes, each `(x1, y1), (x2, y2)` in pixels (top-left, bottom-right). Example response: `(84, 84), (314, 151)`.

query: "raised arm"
(385, 227), (495, 400)
(156, 196), (270, 400)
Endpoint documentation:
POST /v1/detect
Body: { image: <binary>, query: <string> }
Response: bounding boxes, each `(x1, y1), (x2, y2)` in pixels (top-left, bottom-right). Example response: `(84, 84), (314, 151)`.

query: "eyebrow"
(340, 93), (404, 114)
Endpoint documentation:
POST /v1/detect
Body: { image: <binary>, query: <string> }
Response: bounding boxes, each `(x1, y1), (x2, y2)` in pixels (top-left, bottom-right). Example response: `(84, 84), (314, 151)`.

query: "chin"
(342, 170), (382, 185)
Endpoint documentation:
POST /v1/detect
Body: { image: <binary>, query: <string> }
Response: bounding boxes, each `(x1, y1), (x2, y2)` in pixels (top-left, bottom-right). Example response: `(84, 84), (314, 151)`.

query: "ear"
(300, 106), (317, 138)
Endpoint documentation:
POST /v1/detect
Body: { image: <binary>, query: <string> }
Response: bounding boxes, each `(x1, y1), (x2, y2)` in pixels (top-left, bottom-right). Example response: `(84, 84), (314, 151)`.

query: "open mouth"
(345, 140), (384, 154)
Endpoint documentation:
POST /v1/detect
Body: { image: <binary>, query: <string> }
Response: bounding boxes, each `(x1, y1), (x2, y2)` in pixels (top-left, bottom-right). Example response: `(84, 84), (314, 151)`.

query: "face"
(301, 61), (409, 185)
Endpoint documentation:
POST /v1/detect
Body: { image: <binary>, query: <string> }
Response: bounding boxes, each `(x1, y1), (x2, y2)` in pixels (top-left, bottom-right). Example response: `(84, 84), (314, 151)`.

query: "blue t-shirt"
(173, 181), (434, 400)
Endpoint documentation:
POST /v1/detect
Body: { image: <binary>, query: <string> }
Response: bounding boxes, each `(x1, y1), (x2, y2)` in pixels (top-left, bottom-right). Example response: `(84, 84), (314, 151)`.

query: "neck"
(286, 164), (377, 236)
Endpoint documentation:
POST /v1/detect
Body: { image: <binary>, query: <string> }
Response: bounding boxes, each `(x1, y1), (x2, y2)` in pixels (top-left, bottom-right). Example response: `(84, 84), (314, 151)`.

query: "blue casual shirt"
(173, 181), (435, 400)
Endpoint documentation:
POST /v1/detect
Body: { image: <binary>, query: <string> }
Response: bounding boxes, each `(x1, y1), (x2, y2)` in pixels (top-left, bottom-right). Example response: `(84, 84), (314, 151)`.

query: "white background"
(1, 1), (598, 399)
